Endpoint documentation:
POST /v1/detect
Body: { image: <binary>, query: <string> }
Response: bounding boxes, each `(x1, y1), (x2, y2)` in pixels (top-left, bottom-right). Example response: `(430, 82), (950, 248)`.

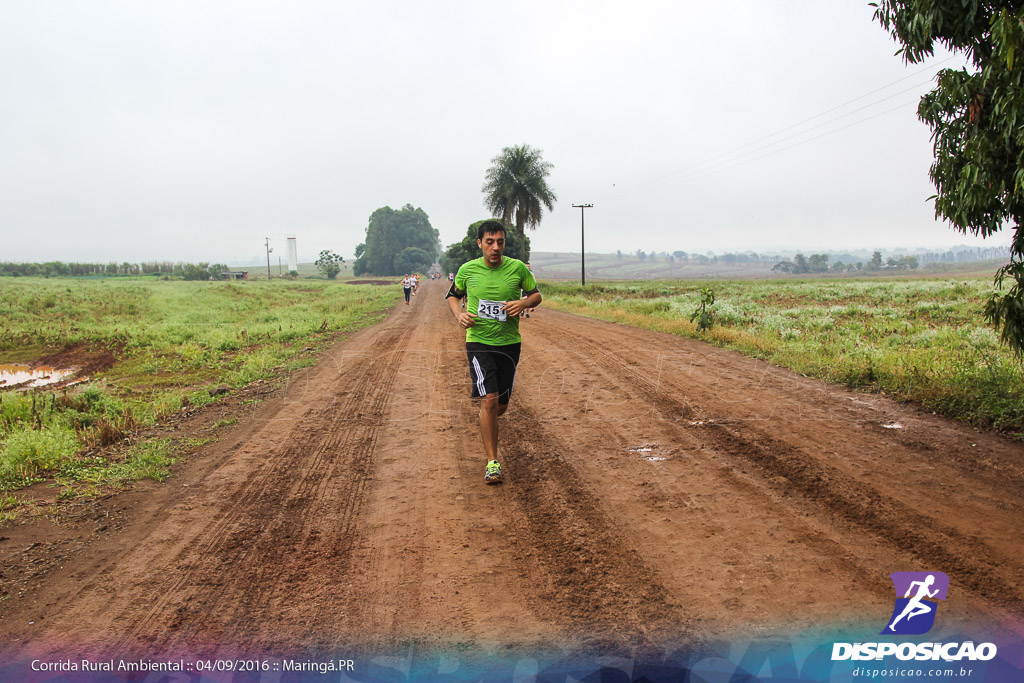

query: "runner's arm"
(504, 288), (541, 317)
(446, 283), (477, 326)
(507, 262), (540, 316)
(445, 282), (464, 302)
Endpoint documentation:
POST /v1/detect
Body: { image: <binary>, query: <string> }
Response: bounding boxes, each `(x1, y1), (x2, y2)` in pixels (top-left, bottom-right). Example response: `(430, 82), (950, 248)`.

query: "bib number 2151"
(477, 299), (507, 322)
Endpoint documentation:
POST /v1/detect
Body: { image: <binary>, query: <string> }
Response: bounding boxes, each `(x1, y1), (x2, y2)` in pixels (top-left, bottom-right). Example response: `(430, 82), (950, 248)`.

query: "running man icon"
(881, 571), (949, 635)
(888, 575), (937, 630)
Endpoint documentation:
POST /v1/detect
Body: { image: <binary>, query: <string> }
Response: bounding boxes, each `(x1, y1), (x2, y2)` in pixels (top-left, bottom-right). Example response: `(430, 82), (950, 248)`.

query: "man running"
(446, 220), (541, 484)
(888, 574), (939, 632)
(402, 274), (412, 305)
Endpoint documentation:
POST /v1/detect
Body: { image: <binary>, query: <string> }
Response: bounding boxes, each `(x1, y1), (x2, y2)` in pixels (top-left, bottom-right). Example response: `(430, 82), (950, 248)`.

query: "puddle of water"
(882, 422), (905, 429)
(629, 443), (676, 462)
(0, 364), (76, 389)
(688, 417), (737, 426)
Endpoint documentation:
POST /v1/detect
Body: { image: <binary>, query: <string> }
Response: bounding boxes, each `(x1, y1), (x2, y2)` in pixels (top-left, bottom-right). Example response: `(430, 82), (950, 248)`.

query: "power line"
(617, 98), (923, 199)
(607, 85), (931, 202)
(606, 96), (923, 203)
(598, 57), (956, 201)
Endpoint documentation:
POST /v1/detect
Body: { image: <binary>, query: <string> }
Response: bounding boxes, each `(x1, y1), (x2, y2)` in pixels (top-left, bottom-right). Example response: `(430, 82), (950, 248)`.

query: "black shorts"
(466, 342), (521, 405)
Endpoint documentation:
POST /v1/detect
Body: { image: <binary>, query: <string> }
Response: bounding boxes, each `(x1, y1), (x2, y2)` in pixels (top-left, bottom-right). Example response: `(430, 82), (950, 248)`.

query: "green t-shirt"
(455, 256), (538, 346)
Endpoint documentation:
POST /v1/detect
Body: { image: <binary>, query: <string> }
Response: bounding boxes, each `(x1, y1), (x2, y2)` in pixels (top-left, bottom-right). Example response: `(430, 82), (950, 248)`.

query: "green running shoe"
(484, 459), (503, 484)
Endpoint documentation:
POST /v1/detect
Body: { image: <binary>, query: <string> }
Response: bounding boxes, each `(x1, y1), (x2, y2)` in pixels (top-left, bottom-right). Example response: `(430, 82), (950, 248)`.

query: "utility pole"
(265, 238), (273, 280)
(572, 203), (593, 286)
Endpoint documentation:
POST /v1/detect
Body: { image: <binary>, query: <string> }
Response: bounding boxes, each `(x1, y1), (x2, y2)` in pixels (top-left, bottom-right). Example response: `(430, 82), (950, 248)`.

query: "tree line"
(0, 261), (229, 280)
(625, 250), (776, 264)
(772, 252), (918, 274)
(918, 246), (1010, 264)
(611, 250), (934, 270)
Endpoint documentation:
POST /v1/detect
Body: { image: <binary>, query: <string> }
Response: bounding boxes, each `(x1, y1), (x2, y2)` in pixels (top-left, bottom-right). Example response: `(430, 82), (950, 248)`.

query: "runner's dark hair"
(477, 220), (506, 241)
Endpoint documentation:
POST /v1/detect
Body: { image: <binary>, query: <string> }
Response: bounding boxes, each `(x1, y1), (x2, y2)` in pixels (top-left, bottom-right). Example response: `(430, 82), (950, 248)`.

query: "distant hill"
(528, 252), (1009, 281)
(528, 252), (774, 280)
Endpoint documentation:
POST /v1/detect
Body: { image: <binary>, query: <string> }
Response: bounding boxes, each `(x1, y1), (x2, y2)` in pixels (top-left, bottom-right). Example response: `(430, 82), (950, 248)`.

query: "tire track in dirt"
(434, 313), (575, 650)
(686, 421), (1024, 610)
(332, 293), (673, 654)
(326, 301), (457, 654)
(241, 328), (408, 652)
(242, 327), (413, 649)
(537, 315), (1024, 614)
(396, 306), (696, 649)
(103, 327), (410, 654)
(362, 297), (696, 651)
(511, 323), (890, 631)
(499, 403), (696, 651)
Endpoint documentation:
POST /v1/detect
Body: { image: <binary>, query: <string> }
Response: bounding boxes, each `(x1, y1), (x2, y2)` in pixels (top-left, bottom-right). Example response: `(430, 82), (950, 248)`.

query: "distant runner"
(446, 220), (541, 484)
(402, 274), (412, 305)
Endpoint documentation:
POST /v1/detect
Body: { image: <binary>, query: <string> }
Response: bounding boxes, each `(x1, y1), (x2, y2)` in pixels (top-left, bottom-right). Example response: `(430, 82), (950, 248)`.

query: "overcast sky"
(1, 0), (1011, 265)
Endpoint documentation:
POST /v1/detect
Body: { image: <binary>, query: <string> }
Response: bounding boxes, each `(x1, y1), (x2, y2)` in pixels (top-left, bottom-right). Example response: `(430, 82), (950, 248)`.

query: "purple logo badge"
(881, 571), (949, 635)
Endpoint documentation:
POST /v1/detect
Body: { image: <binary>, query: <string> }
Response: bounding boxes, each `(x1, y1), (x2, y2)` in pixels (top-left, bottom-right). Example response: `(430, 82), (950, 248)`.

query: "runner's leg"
(889, 602), (917, 629)
(469, 344), (517, 477)
(907, 604), (931, 620)
(480, 392), (500, 462)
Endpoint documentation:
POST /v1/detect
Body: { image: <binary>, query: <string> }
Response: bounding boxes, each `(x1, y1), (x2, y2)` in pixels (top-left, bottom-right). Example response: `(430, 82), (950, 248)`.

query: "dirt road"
(2, 279), (1023, 659)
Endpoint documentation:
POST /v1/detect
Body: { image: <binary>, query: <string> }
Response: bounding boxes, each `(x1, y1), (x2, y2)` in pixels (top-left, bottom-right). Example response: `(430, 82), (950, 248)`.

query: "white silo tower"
(287, 236), (298, 272)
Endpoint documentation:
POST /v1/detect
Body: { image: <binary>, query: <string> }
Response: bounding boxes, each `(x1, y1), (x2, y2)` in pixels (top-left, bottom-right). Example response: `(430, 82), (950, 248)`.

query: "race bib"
(477, 299), (507, 322)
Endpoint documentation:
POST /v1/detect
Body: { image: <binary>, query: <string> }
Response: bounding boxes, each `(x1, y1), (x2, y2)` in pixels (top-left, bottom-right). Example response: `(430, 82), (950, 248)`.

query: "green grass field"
(542, 278), (1024, 436)
(0, 278), (397, 497)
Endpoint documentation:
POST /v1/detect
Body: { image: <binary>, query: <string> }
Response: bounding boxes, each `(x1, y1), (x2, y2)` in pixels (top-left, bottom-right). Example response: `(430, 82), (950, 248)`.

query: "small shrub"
(690, 287), (717, 332)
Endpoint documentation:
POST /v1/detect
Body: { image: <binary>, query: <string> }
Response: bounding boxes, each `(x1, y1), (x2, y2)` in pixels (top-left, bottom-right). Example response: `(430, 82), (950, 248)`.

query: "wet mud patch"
(0, 344), (120, 391)
(32, 343), (120, 376)
(0, 365), (76, 389)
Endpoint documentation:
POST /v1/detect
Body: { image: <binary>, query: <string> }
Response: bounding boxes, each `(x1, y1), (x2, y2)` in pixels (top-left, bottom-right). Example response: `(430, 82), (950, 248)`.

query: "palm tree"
(482, 144), (557, 238)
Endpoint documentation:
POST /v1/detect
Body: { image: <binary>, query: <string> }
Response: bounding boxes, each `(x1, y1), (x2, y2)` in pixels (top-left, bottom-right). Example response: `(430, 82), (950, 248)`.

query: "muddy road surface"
(2, 280), (1023, 659)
